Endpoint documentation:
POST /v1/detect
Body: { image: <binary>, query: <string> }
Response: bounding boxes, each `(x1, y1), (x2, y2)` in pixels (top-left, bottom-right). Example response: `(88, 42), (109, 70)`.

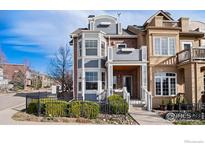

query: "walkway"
(129, 106), (173, 125)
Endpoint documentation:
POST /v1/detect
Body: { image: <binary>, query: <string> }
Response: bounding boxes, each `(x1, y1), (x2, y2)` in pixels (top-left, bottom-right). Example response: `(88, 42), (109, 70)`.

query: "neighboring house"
(41, 74), (53, 88)
(70, 10), (205, 111)
(2, 63), (30, 89)
(0, 67), (9, 90)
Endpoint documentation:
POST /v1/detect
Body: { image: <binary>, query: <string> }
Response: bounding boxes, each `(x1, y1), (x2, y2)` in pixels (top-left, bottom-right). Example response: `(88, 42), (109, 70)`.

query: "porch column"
(81, 33), (85, 101)
(141, 64), (147, 100)
(107, 63), (113, 96)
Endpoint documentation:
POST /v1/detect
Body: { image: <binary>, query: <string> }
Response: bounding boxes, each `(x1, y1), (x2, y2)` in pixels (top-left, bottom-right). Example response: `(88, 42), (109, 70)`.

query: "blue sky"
(1, 10), (205, 74)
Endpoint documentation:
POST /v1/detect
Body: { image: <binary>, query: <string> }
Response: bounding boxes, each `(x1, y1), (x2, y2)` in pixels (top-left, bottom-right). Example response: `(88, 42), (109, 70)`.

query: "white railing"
(142, 87), (152, 111)
(122, 87), (130, 105)
(96, 90), (107, 103)
(107, 46), (147, 62)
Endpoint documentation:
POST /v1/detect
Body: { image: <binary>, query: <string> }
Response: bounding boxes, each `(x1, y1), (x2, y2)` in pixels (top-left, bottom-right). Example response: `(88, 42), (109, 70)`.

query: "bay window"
(102, 72), (105, 90)
(85, 40), (98, 56)
(101, 41), (105, 56)
(155, 72), (177, 96)
(78, 41), (82, 56)
(154, 37), (176, 56)
(85, 72), (98, 90)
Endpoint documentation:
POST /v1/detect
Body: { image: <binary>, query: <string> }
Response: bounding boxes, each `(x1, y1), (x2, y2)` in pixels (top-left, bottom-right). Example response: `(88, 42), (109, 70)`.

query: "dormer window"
(99, 22), (111, 27)
(117, 43), (127, 49)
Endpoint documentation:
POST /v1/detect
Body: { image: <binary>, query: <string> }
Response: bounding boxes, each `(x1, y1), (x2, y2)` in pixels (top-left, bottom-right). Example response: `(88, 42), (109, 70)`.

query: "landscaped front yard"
(14, 94), (137, 125)
(12, 110), (136, 124)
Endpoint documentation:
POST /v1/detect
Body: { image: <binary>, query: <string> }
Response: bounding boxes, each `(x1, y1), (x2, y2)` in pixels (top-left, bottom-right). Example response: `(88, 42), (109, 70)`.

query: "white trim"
(181, 41), (193, 50)
(84, 70), (99, 93)
(154, 72), (177, 96)
(153, 36), (176, 56)
(77, 39), (82, 57)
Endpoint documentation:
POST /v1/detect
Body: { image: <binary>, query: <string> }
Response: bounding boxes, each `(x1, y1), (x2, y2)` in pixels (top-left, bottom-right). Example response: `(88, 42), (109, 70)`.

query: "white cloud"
(2, 10), (205, 57)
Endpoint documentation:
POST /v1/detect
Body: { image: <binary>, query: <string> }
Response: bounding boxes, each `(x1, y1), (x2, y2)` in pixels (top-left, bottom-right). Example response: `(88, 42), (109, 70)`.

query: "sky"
(1, 10), (205, 74)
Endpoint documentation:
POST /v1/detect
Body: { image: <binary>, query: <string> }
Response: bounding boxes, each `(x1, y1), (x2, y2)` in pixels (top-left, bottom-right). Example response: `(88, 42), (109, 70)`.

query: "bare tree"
(11, 70), (25, 91)
(49, 45), (72, 95)
(0, 49), (7, 65)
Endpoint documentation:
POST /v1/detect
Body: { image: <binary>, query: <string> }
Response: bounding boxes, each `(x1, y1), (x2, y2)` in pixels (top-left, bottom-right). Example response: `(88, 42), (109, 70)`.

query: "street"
(0, 91), (70, 125)
(0, 93), (25, 111)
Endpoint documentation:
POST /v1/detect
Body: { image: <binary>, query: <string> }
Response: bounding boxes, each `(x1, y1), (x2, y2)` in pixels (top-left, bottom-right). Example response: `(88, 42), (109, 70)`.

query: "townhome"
(70, 10), (205, 111)
(2, 63), (31, 89)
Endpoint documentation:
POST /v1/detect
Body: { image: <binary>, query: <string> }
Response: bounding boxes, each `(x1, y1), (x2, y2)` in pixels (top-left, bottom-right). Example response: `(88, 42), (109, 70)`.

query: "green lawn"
(174, 120), (205, 125)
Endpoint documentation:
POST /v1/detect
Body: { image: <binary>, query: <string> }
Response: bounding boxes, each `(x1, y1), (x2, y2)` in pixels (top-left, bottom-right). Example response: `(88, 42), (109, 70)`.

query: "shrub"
(45, 101), (68, 117)
(27, 99), (45, 114)
(81, 101), (100, 119)
(69, 101), (81, 118)
(108, 94), (128, 114)
(27, 98), (68, 117)
(69, 100), (100, 119)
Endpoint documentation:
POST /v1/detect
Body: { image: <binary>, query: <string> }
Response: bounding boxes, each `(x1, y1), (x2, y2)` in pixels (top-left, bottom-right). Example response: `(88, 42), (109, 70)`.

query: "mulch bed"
(12, 111), (137, 125)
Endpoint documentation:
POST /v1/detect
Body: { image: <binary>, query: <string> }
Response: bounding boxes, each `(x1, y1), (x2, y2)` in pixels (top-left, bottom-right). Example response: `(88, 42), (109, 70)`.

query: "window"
(182, 42), (192, 50)
(155, 72), (176, 96)
(117, 43), (127, 49)
(78, 82), (82, 91)
(85, 40), (98, 56)
(102, 72), (105, 90)
(84, 60), (98, 68)
(101, 41), (105, 56)
(153, 37), (176, 55)
(113, 76), (117, 89)
(85, 72), (98, 90)
(78, 41), (82, 56)
(78, 59), (82, 68)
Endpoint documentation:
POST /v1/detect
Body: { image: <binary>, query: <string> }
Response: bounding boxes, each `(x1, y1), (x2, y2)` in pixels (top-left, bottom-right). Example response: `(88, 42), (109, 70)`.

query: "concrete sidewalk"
(129, 107), (173, 125)
(0, 104), (76, 125)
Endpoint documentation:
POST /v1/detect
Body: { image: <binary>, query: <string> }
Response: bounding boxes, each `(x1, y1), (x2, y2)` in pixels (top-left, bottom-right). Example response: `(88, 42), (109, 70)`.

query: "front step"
(130, 99), (145, 107)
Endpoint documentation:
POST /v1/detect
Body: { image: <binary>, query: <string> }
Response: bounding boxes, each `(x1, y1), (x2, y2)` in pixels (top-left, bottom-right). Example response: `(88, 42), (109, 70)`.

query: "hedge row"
(27, 99), (100, 119)
(27, 94), (128, 118)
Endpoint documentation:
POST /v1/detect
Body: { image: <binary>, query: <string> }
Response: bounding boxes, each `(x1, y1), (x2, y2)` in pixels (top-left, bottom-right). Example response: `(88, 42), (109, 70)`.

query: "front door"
(123, 76), (132, 96)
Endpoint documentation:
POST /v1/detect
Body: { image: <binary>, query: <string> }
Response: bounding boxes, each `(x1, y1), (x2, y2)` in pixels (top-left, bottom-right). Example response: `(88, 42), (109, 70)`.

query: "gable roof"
(143, 10), (174, 26)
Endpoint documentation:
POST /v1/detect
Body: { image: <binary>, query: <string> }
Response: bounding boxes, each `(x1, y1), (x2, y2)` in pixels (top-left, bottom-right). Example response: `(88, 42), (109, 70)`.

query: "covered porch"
(112, 65), (141, 99)
(107, 63), (151, 109)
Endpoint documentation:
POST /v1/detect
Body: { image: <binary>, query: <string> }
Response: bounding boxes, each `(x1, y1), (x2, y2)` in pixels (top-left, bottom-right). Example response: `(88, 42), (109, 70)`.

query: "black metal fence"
(26, 95), (128, 117)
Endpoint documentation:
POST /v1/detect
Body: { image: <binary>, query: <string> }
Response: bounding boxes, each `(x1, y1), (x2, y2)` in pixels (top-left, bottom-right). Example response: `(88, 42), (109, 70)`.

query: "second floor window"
(154, 37), (176, 56)
(78, 41), (82, 56)
(85, 40), (98, 56)
(101, 41), (105, 57)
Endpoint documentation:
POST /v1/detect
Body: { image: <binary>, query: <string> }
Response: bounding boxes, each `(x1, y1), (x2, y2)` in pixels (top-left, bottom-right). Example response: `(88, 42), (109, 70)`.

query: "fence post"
(26, 95), (28, 113)
(38, 92), (40, 116)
